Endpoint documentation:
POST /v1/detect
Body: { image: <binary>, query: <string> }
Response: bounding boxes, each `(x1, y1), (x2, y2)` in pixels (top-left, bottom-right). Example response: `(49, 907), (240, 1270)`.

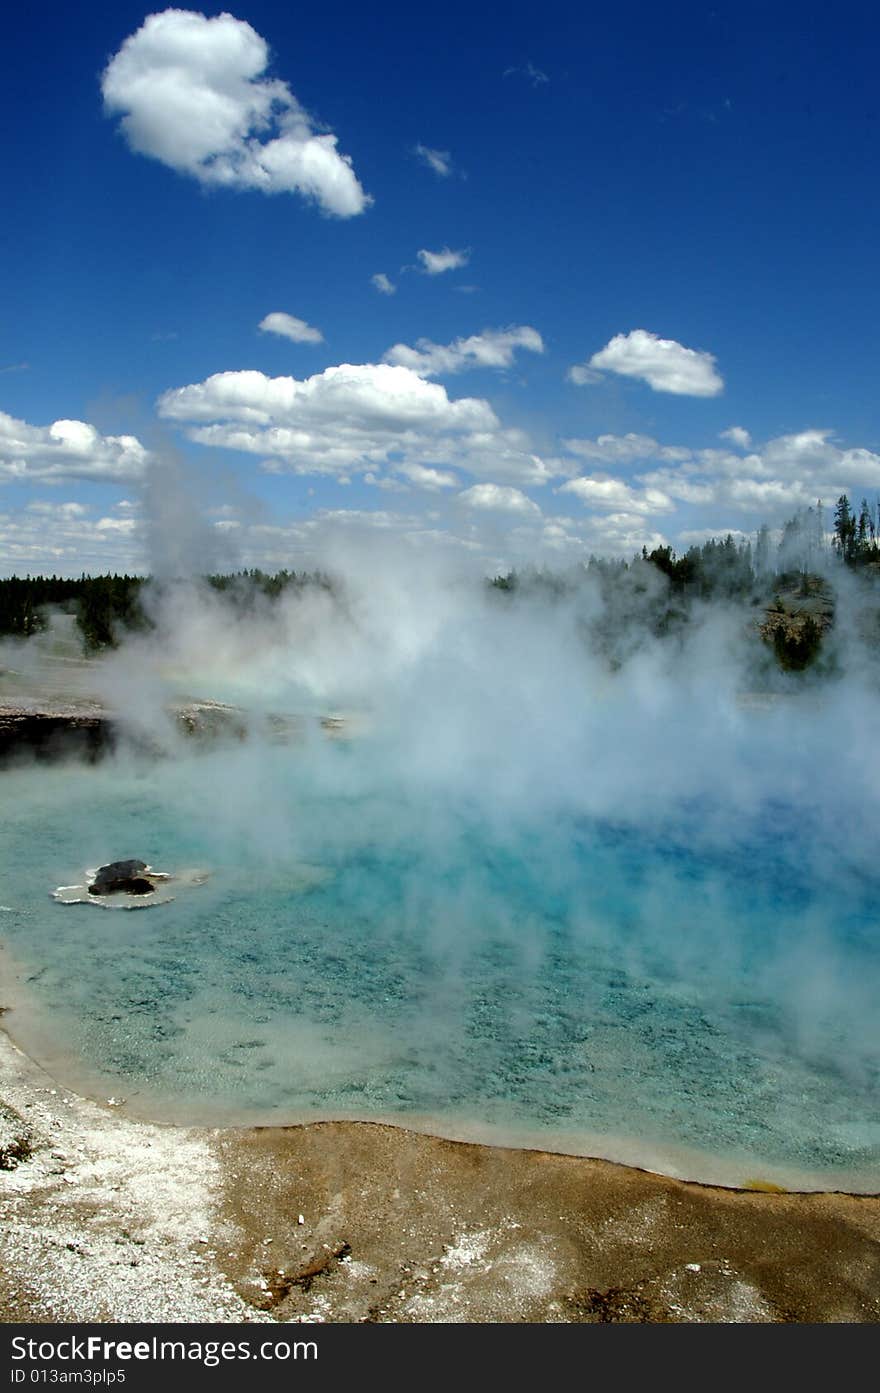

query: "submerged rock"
(88, 860), (154, 896)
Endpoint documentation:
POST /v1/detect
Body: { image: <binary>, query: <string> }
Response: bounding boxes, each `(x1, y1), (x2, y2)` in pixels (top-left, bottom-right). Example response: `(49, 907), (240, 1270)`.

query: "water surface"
(1, 744), (878, 1190)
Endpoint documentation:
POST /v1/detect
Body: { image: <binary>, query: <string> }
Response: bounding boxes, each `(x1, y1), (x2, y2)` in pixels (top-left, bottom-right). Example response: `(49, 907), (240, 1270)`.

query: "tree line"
(0, 574), (148, 648)
(1, 496), (876, 661)
(490, 494), (878, 603)
(0, 569), (335, 648)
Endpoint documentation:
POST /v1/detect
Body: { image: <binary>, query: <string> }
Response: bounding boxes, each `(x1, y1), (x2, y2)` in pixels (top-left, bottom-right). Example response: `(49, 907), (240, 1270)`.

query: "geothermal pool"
(1, 745), (879, 1191)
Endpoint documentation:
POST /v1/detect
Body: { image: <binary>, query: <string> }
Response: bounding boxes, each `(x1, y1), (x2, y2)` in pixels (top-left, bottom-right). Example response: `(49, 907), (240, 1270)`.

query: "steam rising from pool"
(1, 544), (879, 1189)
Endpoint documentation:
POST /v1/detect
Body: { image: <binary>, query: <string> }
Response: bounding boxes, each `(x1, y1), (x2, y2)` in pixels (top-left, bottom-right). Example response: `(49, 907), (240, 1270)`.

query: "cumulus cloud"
(629, 428), (880, 529)
(281, 501), (658, 564)
(579, 329), (723, 397)
(364, 472), (408, 492)
(226, 503), (661, 567)
(26, 500), (90, 519)
(564, 433), (691, 465)
(418, 247), (469, 275)
(0, 502), (144, 577)
(566, 364), (603, 386)
(720, 426), (751, 449)
(384, 326), (544, 377)
(397, 463), (459, 490)
(1, 495), (669, 577)
(258, 312), (323, 344)
(678, 527), (754, 547)
(414, 144), (453, 177)
(371, 273), (396, 295)
(439, 429), (559, 488)
(550, 425), (871, 532)
(158, 363), (495, 472)
(458, 483), (541, 516)
(158, 363), (559, 487)
(0, 411), (149, 484)
(559, 476), (674, 515)
(159, 363), (494, 433)
(101, 9), (370, 217)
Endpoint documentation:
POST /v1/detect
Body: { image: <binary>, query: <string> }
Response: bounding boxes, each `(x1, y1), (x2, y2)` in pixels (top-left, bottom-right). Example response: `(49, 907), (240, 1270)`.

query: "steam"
(140, 455), (242, 579)
(93, 526), (880, 842)
(5, 509), (880, 1182)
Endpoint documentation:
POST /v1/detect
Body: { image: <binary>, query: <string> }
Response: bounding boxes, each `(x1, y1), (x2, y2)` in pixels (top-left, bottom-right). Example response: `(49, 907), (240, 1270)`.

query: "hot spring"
(1, 719), (878, 1192)
(2, 569), (879, 1192)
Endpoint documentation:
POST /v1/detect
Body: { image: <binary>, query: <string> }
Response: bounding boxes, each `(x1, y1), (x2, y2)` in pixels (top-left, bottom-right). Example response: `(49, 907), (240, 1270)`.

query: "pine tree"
(833, 495), (856, 563)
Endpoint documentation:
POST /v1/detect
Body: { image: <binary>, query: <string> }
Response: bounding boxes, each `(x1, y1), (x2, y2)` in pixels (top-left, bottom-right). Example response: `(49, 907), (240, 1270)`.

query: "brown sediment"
(0, 1025), (878, 1324)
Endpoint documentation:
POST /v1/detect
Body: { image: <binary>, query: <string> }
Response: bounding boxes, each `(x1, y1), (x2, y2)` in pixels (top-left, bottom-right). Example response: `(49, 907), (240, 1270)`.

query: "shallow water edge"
(1, 938), (876, 1197)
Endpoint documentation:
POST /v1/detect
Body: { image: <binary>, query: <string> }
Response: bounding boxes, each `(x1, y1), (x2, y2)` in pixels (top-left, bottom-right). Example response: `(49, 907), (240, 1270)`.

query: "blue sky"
(2, 1), (879, 575)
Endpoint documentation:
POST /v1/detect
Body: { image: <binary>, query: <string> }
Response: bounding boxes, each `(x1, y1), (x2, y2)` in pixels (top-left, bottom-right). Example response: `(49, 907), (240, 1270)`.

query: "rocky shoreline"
(0, 700), (357, 764)
(0, 700), (262, 764)
(0, 704), (112, 764)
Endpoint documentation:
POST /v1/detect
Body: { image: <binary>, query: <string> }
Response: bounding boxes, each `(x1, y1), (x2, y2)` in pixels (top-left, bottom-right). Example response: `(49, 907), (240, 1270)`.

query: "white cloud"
(397, 463), (459, 490)
(158, 362), (561, 488)
(0, 411), (149, 484)
(584, 329), (723, 397)
(258, 312), (323, 344)
(418, 247), (469, 275)
(159, 363), (494, 432)
(217, 505), (661, 569)
(26, 500), (90, 519)
(308, 508), (407, 530)
(101, 10), (370, 217)
(384, 326), (544, 377)
(6, 498), (648, 573)
(760, 429), (869, 480)
(371, 273), (396, 295)
(0, 505), (145, 578)
(559, 476), (674, 515)
(414, 144), (453, 177)
(566, 364), (603, 386)
(364, 471), (408, 492)
(446, 430), (558, 487)
(564, 433), (691, 466)
(458, 484), (541, 516)
(678, 528), (753, 546)
(635, 428), (880, 522)
(159, 363), (497, 473)
(720, 425), (751, 448)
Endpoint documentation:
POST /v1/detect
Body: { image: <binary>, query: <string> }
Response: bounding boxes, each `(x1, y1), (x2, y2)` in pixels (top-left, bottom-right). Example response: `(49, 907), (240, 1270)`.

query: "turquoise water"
(1, 744), (879, 1189)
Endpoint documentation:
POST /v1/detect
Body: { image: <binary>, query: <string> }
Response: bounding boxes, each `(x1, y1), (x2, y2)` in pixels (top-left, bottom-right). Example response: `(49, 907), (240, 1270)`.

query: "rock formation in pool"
(53, 863), (208, 909)
(88, 860), (157, 896)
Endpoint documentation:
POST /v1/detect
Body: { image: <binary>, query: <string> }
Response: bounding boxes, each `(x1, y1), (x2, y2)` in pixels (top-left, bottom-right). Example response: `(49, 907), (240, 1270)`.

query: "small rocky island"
(87, 859), (164, 897)
(52, 861), (208, 910)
